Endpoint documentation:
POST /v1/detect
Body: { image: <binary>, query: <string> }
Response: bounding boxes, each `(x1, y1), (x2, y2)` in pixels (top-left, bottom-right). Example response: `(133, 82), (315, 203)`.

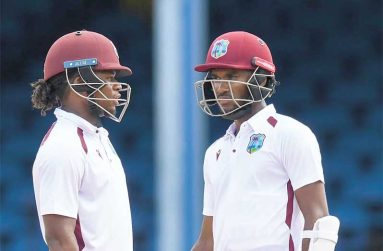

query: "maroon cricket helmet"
(43, 30), (132, 81)
(195, 31), (276, 73)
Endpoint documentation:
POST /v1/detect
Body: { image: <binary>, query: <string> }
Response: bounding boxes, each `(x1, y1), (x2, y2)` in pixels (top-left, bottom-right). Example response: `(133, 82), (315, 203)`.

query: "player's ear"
(66, 74), (91, 95)
(71, 75), (83, 84)
(255, 75), (267, 87)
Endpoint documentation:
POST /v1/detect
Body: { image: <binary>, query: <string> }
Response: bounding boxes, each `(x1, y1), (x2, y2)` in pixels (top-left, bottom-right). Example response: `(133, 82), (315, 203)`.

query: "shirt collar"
(246, 104), (276, 130)
(225, 122), (238, 138)
(54, 108), (109, 136)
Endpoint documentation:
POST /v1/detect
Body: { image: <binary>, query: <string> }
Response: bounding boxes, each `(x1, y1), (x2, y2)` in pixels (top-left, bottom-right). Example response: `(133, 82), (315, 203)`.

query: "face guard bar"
(64, 58), (131, 123)
(194, 68), (275, 117)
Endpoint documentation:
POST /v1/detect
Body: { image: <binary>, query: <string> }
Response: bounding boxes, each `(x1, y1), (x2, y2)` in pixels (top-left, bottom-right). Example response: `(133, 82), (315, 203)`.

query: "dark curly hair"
(31, 70), (76, 116)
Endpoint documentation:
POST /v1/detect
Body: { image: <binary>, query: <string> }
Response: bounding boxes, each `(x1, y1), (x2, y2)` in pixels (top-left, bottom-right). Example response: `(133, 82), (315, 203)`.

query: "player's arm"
(295, 181), (329, 251)
(43, 214), (79, 251)
(191, 216), (214, 251)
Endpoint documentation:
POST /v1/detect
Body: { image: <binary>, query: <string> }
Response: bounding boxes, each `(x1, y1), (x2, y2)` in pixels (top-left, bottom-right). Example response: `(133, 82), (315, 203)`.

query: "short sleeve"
(281, 125), (324, 191)
(202, 148), (214, 216)
(33, 146), (85, 218)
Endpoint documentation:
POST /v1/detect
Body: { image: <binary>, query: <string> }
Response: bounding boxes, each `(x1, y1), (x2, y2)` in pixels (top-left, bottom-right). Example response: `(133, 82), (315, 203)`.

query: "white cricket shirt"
(33, 108), (133, 251)
(203, 104), (324, 251)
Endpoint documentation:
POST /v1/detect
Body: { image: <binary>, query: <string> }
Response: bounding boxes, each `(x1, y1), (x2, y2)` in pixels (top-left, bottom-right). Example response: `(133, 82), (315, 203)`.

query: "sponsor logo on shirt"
(216, 149), (221, 160)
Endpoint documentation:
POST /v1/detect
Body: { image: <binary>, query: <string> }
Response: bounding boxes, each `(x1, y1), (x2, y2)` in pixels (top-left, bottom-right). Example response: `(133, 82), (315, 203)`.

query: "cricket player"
(191, 31), (340, 251)
(31, 30), (133, 250)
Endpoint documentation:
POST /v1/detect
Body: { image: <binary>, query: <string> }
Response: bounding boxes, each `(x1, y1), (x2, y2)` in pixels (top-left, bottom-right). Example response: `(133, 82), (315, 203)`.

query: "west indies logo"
(246, 134), (266, 154)
(211, 39), (230, 59)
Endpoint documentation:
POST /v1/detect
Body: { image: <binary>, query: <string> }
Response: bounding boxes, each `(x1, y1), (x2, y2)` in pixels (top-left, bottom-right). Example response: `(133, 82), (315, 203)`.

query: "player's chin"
(105, 105), (117, 116)
(218, 102), (237, 112)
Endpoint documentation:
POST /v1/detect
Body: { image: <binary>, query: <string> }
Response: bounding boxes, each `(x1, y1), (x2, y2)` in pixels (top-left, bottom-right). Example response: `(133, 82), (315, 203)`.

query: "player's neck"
(234, 102), (266, 134)
(61, 104), (102, 127)
(61, 92), (103, 127)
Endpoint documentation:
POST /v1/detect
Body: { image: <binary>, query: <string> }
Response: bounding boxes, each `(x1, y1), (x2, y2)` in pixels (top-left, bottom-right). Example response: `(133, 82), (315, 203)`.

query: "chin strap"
(302, 216), (340, 251)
